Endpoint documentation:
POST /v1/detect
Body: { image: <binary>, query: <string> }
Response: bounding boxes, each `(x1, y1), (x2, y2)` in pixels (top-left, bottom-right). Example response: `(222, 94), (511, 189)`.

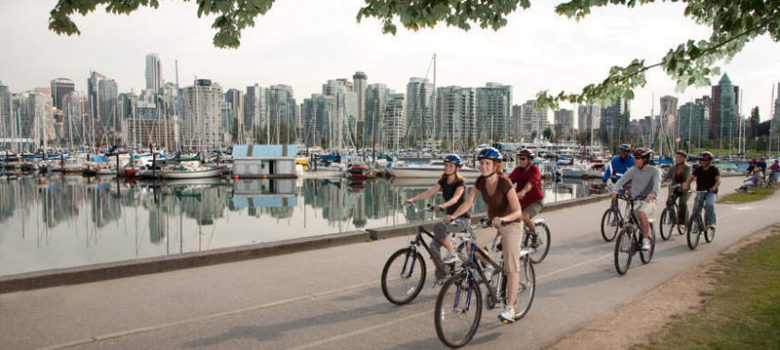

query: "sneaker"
(442, 252), (460, 264)
(498, 306), (515, 323)
(528, 232), (541, 248)
(641, 238), (651, 251)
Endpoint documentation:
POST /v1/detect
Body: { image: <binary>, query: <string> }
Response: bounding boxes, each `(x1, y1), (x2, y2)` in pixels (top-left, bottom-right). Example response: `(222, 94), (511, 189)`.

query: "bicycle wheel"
(659, 207), (674, 241)
(686, 216), (702, 250)
(640, 223), (656, 264)
(434, 274), (482, 348)
(601, 208), (620, 242)
(508, 257), (535, 321)
(704, 222), (716, 243)
(381, 247), (426, 305)
(526, 223), (551, 264)
(614, 228), (634, 275)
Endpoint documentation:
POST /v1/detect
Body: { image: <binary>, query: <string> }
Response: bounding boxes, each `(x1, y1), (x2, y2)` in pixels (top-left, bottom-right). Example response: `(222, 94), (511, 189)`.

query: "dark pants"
(667, 188), (689, 224)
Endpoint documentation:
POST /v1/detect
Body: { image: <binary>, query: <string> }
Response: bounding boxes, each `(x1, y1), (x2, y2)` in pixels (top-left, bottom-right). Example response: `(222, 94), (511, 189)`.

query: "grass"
(718, 187), (776, 203)
(635, 229), (780, 350)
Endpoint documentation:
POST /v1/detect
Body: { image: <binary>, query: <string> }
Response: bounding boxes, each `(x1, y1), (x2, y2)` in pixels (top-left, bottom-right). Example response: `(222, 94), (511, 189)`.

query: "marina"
(0, 174), (602, 276)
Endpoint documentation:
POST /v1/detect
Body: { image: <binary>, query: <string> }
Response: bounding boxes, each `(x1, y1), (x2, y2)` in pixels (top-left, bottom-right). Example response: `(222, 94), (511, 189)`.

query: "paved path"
(2, 176), (777, 350)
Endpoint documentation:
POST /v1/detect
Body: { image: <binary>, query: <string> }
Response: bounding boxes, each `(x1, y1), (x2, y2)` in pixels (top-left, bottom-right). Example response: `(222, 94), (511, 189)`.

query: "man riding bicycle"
(610, 148), (661, 251)
(664, 150), (691, 228)
(508, 149), (544, 243)
(603, 144), (635, 187)
(683, 151), (719, 233)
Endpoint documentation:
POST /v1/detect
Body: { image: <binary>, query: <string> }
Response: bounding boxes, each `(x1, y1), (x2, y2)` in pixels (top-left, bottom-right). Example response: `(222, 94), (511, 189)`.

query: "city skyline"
(1, 1), (779, 122)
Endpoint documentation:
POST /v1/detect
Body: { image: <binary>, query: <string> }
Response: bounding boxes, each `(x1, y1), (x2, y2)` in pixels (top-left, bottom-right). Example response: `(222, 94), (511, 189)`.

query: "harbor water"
(0, 175), (604, 276)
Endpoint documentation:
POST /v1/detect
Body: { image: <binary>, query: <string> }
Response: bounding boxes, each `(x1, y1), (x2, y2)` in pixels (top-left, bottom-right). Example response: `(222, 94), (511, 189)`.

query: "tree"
(543, 127), (553, 141)
(50, 1), (780, 110)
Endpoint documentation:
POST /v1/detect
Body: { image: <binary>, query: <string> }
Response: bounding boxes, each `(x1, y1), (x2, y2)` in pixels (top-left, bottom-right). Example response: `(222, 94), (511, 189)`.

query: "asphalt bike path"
(2, 176), (777, 349)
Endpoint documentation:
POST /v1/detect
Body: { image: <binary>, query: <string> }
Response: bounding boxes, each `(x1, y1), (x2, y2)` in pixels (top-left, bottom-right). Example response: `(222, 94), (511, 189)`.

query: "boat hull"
(161, 167), (223, 179)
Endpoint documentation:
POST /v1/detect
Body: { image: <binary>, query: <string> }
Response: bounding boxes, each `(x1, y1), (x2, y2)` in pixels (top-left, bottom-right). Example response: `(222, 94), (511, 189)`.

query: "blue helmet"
(477, 147), (502, 162)
(444, 154), (462, 167)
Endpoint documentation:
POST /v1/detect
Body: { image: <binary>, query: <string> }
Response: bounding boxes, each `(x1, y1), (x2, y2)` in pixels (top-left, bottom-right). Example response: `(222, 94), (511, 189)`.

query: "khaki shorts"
(523, 200), (543, 218)
(474, 221), (525, 273)
(634, 200), (656, 218)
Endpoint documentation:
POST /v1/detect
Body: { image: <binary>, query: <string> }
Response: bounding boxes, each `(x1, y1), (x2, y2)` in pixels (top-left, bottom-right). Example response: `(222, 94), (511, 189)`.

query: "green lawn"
(718, 187), (776, 203)
(635, 230), (780, 350)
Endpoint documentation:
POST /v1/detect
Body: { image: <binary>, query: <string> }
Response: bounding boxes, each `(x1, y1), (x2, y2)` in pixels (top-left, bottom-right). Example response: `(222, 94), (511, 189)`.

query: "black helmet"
(619, 144), (632, 152)
(477, 147), (502, 162)
(675, 149), (688, 157)
(700, 151), (713, 161)
(633, 147), (653, 160)
(444, 154), (463, 167)
(517, 149), (535, 159)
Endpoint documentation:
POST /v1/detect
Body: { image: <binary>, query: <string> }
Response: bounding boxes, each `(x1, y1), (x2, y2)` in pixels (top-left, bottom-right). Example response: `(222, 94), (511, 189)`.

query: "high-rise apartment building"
(436, 86), (476, 149)
(553, 109), (575, 139)
(710, 73), (739, 144)
(364, 83), (391, 148)
(406, 77), (434, 145)
(599, 98), (630, 150)
(181, 79), (222, 150)
(520, 99), (548, 141)
(302, 94), (336, 147)
(145, 53), (163, 92)
(0, 82), (10, 140)
(353, 71), (367, 126)
(50, 78), (75, 111)
(384, 93), (406, 150)
(476, 83), (512, 142)
(225, 89), (243, 142)
(658, 95), (678, 148)
(244, 84), (267, 141)
(678, 100), (709, 148)
(268, 84), (297, 144)
(323, 79), (358, 148)
(577, 104), (601, 133)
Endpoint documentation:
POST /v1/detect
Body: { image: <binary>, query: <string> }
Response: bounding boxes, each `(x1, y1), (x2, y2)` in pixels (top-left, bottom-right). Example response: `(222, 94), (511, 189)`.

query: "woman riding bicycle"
(405, 154), (469, 264)
(664, 150), (691, 228)
(445, 147), (524, 324)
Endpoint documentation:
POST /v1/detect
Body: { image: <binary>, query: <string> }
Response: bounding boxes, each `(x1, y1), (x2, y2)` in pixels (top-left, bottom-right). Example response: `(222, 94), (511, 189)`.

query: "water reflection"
(0, 175), (603, 276)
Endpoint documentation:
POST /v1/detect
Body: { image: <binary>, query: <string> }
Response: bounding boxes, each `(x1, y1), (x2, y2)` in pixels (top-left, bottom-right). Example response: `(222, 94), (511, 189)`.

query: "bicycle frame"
(451, 239), (504, 313)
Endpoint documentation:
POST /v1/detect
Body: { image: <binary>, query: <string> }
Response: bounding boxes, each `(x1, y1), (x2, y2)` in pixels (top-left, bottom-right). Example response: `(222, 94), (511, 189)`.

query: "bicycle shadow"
(180, 299), (409, 348)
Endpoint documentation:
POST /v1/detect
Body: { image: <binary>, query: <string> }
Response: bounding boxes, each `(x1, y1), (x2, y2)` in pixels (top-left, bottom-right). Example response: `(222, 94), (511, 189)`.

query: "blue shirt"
(603, 155), (635, 182)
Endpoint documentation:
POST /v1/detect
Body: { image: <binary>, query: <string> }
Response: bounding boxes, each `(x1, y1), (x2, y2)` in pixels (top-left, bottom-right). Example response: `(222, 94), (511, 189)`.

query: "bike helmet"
(443, 154), (463, 167)
(619, 144), (632, 152)
(675, 149), (688, 157)
(633, 147), (653, 160)
(477, 147), (503, 162)
(516, 149), (535, 159)
(699, 151), (713, 161)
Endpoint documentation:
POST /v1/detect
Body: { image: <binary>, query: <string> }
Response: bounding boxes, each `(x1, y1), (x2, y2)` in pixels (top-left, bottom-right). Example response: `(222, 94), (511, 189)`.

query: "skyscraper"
(436, 86), (476, 149)
(244, 84), (267, 141)
(406, 77), (434, 146)
(225, 88), (243, 142)
(353, 71), (367, 132)
(181, 79), (222, 150)
(302, 94), (336, 147)
(268, 84), (297, 144)
(50, 78), (75, 110)
(476, 83), (512, 142)
(0, 82), (10, 140)
(323, 79), (357, 148)
(364, 83), (391, 148)
(577, 104), (601, 133)
(710, 73), (739, 145)
(658, 95), (679, 152)
(384, 94), (406, 150)
(599, 98), (630, 150)
(553, 109), (574, 139)
(520, 99), (548, 141)
(145, 53), (163, 93)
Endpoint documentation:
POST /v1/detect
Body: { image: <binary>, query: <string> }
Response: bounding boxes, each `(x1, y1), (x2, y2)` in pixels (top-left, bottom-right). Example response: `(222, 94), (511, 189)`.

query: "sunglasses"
(517, 157), (529, 161)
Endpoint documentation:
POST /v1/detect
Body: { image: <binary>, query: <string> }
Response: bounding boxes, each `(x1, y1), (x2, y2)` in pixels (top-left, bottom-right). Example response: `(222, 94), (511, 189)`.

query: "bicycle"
(523, 218), (550, 264)
(685, 190), (716, 250)
(614, 192), (657, 275)
(659, 184), (686, 240)
(434, 220), (535, 348)
(381, 203), (469, 305)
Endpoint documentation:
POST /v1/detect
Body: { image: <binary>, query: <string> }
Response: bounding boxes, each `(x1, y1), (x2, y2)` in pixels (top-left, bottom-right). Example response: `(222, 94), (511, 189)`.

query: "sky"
(1, 0), (779, 122)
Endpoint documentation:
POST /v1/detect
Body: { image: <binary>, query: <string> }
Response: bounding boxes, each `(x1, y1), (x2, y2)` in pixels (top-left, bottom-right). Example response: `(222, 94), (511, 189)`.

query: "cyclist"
(769, 159), (779, 188)
(663, 150), (691, 228)
(683, 151), (720, 233)
(508, 149), (544, 242)
(405, 154), (469, 264)
(603, 144), (635, 187)
(610, 148), (661, 251)
(445, 147), (524, 324)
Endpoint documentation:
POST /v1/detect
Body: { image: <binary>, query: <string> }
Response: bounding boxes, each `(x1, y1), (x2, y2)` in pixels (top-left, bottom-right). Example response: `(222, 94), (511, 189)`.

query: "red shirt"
(508, 164), (544, 207)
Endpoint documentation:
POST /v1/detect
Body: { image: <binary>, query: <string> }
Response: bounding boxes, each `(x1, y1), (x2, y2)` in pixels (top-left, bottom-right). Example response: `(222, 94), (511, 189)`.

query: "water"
(0, 175), (604, 276)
